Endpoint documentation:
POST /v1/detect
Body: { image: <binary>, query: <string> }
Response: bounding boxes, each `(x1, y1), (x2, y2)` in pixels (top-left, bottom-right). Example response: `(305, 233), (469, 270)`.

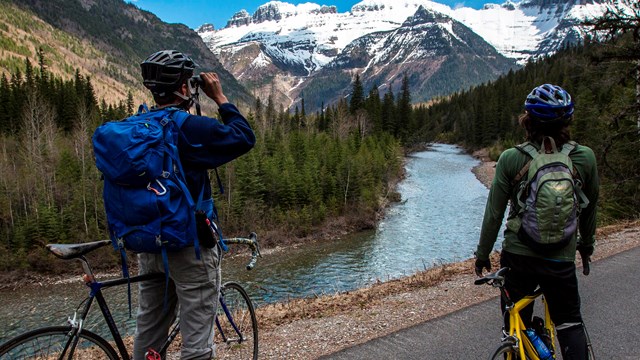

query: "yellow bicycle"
(475, 266), (595, 360)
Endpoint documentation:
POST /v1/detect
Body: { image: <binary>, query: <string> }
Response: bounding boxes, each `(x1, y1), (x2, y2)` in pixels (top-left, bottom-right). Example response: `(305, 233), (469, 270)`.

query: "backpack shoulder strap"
(517, 141), (540, 159)
(561, 140), (577, 155)
(561, 141), (590, 209)
(511, 142), (537, 186)
(169, 109), (190, 129)
(136, 103), (149, 115)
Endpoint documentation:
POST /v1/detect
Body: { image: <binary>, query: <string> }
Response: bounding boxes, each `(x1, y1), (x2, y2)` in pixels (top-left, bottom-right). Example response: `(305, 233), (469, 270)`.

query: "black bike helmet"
(140, 50), (198, 97)
(524, 84), (574, 123)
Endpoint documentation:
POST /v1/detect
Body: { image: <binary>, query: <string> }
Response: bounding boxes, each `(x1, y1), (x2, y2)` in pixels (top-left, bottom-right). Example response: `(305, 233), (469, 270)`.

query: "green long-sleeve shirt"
(475, 143), (599, 262)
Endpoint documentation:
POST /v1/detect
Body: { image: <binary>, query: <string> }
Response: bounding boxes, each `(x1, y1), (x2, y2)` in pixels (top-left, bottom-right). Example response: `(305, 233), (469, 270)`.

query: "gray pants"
(133, 246), (221, 360)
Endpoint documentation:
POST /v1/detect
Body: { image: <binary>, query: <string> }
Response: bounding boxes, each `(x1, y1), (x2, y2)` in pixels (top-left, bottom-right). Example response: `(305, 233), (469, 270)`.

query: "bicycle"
(475, 256), (595, 360)
(0, 233), (262, 360)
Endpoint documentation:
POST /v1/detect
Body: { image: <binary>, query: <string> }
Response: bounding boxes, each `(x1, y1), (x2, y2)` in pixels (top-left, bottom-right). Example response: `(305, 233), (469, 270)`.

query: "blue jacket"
(177, 103), (256, 210)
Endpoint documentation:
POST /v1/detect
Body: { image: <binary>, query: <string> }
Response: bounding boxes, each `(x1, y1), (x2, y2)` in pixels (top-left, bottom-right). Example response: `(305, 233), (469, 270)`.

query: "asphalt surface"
(320, 246), (640, 360)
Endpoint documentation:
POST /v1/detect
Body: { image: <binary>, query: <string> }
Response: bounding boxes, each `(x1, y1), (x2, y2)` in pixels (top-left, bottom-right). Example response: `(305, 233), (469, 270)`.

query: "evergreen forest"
(0, 28), (639, 272)
(413, 32), (640, 223)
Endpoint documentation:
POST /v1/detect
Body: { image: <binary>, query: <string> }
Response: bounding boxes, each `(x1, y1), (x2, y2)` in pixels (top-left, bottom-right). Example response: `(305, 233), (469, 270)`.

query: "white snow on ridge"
(198, 0), (631, 71)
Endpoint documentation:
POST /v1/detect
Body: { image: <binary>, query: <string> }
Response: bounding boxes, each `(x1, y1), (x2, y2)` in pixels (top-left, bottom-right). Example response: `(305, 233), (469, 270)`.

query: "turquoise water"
(228, 143), (493, 305)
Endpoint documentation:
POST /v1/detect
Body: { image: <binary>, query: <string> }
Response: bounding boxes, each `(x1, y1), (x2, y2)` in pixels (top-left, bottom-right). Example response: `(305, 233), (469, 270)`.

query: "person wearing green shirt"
(474, 84), (599, 360)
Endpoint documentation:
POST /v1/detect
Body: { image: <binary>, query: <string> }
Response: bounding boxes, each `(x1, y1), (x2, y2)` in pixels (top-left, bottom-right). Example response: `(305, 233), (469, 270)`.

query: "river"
(0, 143), (501, 343)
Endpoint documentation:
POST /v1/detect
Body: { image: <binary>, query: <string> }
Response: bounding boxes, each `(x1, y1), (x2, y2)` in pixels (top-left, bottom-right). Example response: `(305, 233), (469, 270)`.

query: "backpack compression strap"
(511, 140), (589, 212)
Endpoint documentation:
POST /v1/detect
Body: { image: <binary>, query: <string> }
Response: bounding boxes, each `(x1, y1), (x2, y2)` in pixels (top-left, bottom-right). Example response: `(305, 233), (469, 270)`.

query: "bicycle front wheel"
(0, 326), (119, 359)
(215, 281), (258, 360)
(489, 341), (522, 360)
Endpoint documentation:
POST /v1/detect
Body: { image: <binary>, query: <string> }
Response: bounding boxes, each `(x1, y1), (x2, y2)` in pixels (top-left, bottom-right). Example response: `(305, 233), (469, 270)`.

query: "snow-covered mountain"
(300, 6), (516, 109)
(197, 0), (632, 107)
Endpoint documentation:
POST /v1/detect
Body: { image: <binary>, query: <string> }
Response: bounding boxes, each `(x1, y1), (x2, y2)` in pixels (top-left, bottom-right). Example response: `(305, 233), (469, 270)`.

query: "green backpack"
(507, 137), (589, 252)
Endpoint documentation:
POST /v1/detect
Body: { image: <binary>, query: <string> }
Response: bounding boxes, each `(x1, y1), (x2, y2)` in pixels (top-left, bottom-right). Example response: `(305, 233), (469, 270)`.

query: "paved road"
(320, 246), (640, 360)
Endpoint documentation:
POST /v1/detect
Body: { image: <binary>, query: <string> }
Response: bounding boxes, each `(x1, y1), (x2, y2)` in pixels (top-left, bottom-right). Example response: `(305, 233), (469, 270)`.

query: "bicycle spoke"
(0, 327), (118, 359)
(214, 282), (258, 360)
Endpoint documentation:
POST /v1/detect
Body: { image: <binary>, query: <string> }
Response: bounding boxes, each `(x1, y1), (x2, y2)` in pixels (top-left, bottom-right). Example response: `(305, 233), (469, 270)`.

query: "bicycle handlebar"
(45, 232), (262, 271)
(222, 232), (261, 270)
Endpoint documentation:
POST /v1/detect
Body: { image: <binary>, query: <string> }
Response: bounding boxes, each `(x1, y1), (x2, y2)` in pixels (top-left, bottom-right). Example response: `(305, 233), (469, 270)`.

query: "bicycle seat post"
(77, 256), (96, 284)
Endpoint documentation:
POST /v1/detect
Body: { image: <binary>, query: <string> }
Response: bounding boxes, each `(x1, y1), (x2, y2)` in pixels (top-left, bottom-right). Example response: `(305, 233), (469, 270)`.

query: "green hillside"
(0, 0), (254, 108)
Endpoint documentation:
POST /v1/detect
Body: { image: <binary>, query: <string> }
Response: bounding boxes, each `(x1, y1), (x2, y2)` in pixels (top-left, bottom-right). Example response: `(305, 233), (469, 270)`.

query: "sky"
(128, 0), (489, 30)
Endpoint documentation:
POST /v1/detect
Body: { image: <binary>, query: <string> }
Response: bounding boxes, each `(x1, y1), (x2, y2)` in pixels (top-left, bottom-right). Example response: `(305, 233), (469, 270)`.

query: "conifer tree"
(0, 75), (10, 134)
(125, 91), (134, 115)
(365, 85), (382, 133)
(397, 74), (412, 141)
(349, 74), (365, 114)
(381, 88), (395, 135)
(585, 1), (640, 129)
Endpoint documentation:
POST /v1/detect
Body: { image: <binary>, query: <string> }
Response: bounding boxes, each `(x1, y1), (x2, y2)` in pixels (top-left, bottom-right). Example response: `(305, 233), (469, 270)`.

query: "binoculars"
(189, 75), (204, 87)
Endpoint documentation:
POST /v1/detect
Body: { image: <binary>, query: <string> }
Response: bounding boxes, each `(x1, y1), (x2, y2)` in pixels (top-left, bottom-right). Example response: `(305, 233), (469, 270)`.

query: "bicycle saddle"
(46, 240), (111, 260)
(474, 267), (509, 285)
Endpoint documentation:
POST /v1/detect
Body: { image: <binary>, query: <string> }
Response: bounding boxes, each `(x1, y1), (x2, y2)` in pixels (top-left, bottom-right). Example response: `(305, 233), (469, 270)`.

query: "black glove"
(577, 243), (594, 276)
(576, 243), (594, 258)
(475, 258), (491, 277)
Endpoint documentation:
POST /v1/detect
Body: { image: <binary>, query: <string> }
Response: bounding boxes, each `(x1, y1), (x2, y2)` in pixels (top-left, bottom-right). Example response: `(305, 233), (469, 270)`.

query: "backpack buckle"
(147, 180), (167, 196)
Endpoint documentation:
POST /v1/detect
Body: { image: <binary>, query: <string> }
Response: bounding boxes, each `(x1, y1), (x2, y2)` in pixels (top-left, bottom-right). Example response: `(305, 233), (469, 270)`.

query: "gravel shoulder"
(252, 157), (640, 360)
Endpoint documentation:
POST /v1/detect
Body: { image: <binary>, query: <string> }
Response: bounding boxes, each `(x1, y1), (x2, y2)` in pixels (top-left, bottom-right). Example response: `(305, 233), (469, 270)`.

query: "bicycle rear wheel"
(489, 341), (523, 360)
(215, 281), (258, 360)
(0, 326), (119, 359)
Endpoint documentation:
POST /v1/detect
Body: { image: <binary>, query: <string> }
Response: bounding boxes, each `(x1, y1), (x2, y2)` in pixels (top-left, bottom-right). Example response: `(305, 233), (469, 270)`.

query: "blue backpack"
(93, 105), (209, 310)
(93, 104), (202, 255)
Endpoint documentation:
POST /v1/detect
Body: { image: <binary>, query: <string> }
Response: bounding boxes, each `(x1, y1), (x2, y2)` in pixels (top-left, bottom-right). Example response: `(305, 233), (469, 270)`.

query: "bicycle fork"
(216, 296), (244, 344)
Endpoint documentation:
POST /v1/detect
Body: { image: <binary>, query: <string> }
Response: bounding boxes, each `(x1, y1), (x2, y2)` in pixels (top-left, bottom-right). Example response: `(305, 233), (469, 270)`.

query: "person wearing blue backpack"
(129, 50), (256, 360)
(474, 84), (599, 359)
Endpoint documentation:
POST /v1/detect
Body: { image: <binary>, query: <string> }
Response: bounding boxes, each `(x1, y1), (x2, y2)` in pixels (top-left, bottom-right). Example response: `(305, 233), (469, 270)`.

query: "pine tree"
(349, 74), (365, 114)
(0, 75), (10, 134)
(126, 91), (134, 115)
(381, 88), (396, 135)
(396, 74), (412, 141)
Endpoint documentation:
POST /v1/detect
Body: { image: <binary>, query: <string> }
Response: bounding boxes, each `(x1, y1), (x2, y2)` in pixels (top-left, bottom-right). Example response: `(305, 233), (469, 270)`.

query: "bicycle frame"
(43, 235), (260, 360)
(69, 256), (164, 360)
(504, 289), (556, 360)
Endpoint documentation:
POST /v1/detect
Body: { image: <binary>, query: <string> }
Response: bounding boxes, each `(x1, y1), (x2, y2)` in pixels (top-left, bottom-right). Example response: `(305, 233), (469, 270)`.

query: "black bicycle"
(0, 233), (261, 360)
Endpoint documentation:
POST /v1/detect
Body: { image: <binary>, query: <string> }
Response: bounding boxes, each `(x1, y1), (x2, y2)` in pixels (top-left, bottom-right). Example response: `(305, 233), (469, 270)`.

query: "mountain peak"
(251, 1), (335, 24)
(196, 23), (215, 33)
(227, 9), (251, 27)
(403, 5), (450, 26)
(223, 2), (338, 27)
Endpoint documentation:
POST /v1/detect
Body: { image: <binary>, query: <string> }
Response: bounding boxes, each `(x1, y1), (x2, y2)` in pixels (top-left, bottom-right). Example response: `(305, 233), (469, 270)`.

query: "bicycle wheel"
(0, 326), (119, 359)
(215, 281), (258, 360)
(584, 324), (596, 360)
(489, 341), (523, 360)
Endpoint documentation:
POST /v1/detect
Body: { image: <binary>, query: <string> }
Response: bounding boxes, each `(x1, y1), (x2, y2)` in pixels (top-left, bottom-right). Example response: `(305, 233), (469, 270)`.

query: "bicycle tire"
(489, 341), (525, 360)
(0, 326), (119, 359)
(215, 281), (258, 360)
(584, 323), (596, 360)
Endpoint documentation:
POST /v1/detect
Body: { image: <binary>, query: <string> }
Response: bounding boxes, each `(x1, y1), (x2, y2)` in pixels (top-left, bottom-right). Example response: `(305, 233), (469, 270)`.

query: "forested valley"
(0, 28), (638, 272)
